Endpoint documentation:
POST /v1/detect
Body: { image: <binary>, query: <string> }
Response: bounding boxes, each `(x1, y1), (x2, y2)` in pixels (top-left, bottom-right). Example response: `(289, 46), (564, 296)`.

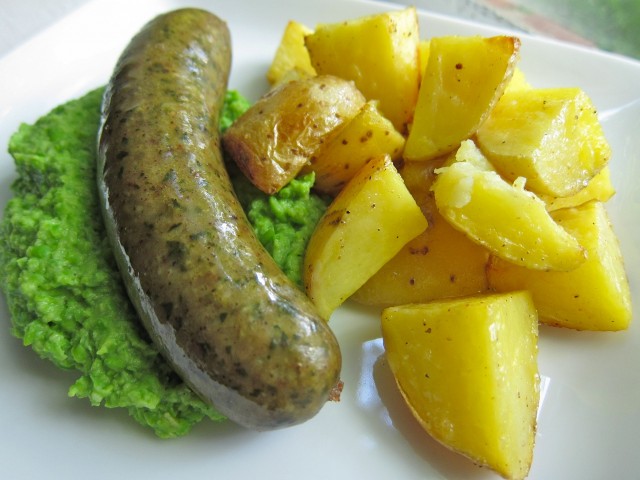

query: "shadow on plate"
(372, 353), (501, 479)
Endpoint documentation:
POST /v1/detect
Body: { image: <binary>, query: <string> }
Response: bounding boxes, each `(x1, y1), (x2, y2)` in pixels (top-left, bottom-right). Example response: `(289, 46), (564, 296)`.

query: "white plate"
(1, 0), (638, 478)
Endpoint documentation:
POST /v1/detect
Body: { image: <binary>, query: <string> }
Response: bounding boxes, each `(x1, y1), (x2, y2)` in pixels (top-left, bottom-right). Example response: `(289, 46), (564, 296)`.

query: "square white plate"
(1, 0), (638, 478)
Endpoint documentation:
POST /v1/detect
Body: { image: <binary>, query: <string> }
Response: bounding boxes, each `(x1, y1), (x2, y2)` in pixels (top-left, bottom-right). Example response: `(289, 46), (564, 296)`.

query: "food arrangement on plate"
(0, 5), (632, 480)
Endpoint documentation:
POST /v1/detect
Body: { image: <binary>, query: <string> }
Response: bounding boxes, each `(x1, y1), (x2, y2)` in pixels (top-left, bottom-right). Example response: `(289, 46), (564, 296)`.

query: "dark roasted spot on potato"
(328, 213), (343, 226)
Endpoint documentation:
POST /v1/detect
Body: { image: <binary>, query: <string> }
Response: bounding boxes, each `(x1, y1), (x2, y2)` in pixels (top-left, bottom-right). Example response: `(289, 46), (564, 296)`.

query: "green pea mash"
(0, 88), (327, 438)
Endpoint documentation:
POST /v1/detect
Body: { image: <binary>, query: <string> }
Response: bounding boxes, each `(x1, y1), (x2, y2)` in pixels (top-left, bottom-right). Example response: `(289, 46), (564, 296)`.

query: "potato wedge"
(303, 155), (427, 319)
(541, 166), (615, 212)
(504, 67), (531, 93)
(301, 101), (405, 196)
(222, 75), (365, 194)
(305, 7), (420, 132)
(352, 158), (489, 306)
(266, 20), (316, 86)
(442, 138), (496, 171)
(476, 87), (611, 197)
(382, 291), (539, 480)
(418, 39), (430, 77)
(431, 143), (586, 271)
(403, 35), (520, 162)
(488, 201), (632, 331)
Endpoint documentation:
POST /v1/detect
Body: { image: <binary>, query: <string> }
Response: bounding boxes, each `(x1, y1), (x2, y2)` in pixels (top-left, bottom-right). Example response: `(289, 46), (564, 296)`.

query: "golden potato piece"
(303, 155), (427, 319)
(305, 7), (420, 132)
(504, 67), (531, 93)
(222, 75), (365, 194)
(301, 101), (405, 196)
(403, 35), (520, 162)
(541, 166), (615, 212)
(431, 142), (586, 271)
(418, 39), (430, 77)
(266, 20), (316, 86)
(382, 291), (539, 480)
(352, 158), (489, 307)
(488, 201), (632, 331)
(476, 87), (611, 197)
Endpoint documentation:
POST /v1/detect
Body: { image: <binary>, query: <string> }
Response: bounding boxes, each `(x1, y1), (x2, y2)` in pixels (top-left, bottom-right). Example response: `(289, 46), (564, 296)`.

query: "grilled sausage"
(97, 8), (341, 430)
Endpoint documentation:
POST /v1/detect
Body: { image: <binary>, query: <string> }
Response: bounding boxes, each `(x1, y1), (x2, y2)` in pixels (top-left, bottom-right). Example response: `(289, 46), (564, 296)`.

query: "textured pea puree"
(0, 88), (327, 438)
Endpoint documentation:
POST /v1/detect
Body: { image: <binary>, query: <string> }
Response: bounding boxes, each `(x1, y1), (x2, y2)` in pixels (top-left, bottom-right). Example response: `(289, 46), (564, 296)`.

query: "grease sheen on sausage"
(97, 8), (341, 430)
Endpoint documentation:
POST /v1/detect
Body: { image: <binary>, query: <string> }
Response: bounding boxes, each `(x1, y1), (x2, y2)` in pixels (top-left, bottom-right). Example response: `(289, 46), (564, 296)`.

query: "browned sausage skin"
(97, 8), (341, 430)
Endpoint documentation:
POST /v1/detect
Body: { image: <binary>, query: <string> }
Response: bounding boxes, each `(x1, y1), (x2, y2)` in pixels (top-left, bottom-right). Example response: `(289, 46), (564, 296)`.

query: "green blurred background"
(510, 0), (640, 59)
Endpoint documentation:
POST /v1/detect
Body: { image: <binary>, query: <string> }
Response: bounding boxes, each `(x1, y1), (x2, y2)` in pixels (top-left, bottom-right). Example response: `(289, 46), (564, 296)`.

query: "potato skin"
(222, 75), (366, 194)
(97, 8), (341, 430)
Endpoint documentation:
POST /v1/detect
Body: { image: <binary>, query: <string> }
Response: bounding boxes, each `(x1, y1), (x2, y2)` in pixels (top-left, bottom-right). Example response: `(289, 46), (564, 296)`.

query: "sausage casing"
(97, 8), (341, 430)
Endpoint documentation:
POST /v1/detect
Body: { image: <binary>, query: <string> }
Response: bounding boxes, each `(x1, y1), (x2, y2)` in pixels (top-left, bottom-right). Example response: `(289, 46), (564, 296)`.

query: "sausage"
(96, 8), (341, 430)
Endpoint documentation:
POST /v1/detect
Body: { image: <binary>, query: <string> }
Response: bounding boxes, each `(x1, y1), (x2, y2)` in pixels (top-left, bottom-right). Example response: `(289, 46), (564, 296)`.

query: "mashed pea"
(232, 169), (329, 287)
(0, 88), (327, 437)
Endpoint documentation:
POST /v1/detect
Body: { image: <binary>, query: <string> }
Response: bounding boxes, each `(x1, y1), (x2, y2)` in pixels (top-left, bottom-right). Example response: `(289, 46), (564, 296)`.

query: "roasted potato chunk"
(222, 75), (365, 194)
(305, 7), (420, 132)
(504, 67), (531, 93)
(303, 155), (427, 319)
(301, 101), (405, 196)
(403, 35), (520, 162)
(418, 39), (430, 78)
(540, 166), (615, 211)
(476, 87), (611, 197)
(488, 201), (632, 331)
(266, 20), (316, 86)
(382, 291), (539, 480)
(352, 158), (489, 306)
(431, 141), (586, 271)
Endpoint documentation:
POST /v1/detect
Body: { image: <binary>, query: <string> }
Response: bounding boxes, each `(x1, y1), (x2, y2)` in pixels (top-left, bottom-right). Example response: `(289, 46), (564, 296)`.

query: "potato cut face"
(382, 291), (540, 480)
(301, 101), (405, 195)
(488, 201), (632, 331)
(431, 146), (586, 271)
(305, 7), (420, 132)
(540, 165), (615, 212)
(476, 87), (611, 197)
(352, 217), (489, 306)
(352, 158), (489, 307)
(504, 67), (531, 93)
(303, 155), (427, 319)
(403, 35), (520, 162)
(266, 20), (316, 86)
(222, 75), (365, 194)
(418, 40), (430, 78)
